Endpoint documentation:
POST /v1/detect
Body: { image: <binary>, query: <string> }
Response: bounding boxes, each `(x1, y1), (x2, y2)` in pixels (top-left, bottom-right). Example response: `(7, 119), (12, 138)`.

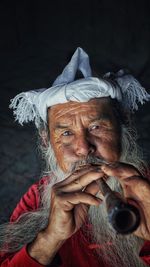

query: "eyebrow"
(88, 114), (112, 123)
(54, 124), (70, 130)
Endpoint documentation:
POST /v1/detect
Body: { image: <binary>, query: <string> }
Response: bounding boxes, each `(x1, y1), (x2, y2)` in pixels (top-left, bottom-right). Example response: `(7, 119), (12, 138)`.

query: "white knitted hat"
(9, 47), (150, 128)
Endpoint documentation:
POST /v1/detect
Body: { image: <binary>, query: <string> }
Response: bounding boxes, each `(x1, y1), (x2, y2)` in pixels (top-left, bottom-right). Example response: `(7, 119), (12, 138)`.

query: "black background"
(0, 0), (150, 222)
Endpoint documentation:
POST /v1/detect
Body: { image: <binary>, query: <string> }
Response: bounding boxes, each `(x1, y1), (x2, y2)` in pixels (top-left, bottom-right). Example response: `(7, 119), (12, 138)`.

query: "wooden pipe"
(98, 178), (140, 234)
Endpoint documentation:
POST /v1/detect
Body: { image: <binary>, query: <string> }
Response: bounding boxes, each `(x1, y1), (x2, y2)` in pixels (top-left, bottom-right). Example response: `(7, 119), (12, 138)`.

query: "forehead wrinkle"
(50, 100), (103, 119)
(56, 104), (103, 120)
(49, 99), (115, 130)
(56, 104), (92, 118)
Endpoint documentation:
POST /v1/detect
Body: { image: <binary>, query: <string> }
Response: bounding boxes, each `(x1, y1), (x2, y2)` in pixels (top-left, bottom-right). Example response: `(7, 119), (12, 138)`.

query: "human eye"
(62, 130), (73, 136)
(89, 124), (100, 132)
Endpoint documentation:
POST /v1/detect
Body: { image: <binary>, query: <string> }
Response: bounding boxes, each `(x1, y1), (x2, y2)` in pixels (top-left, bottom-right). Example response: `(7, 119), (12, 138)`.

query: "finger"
(59, 170), (104, 193)
(60, 192), (101, 211)
(84, 180), (105, 201)
(122, 175), (149, 186)
(84, 180), (100, 195)
(101, 162), (140, 180)
(55, 165), (101, 187)
(122, 176), (150, 201)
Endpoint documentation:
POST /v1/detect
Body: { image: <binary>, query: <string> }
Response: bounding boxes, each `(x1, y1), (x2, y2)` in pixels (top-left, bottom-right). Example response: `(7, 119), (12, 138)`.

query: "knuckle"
(72, 169), (81, 177)
(72, 166), (90, 176)
(74, 191), (79, 197)
(74, 192), (80, 198)
(51, 184), (60, 195)
(55, 194), (62, 203)
(51, 190), (63, 204)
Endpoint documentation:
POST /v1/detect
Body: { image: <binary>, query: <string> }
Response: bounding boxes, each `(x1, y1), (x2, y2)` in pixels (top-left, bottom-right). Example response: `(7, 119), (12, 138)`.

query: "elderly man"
(0, 48), (150, 267)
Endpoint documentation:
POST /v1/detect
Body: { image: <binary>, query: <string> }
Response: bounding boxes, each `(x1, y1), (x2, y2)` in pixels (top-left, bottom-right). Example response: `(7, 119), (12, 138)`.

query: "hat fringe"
(9, 93), (39, 126)
(116, 74), (150, 111)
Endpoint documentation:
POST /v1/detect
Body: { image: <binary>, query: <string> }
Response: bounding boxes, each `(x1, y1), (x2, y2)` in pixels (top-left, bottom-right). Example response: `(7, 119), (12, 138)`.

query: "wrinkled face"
(48, 98), (121, 172)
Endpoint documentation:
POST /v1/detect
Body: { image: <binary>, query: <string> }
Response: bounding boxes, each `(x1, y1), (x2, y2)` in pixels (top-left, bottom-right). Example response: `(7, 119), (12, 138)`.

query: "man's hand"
(101, 163), (150, 241)
(28, 165), (103, 265)
(45, 165), (103, 241)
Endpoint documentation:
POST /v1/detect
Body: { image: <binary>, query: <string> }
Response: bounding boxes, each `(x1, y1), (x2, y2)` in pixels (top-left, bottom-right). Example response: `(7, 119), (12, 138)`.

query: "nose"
(74, 135), (95, 157)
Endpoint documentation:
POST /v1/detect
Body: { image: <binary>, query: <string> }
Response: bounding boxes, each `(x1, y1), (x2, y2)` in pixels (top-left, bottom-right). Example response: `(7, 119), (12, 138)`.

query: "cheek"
(52, 140), (79, 172)
(52, 136), (74, 159)
(50, 133), (65, 168)
(60, 143), (81, 164)
(97, 142), (120, 161)
(93, 132), (121, 161)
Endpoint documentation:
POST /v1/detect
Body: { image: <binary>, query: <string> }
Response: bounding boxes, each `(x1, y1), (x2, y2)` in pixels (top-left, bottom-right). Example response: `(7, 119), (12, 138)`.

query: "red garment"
(0, 176), (150, 267)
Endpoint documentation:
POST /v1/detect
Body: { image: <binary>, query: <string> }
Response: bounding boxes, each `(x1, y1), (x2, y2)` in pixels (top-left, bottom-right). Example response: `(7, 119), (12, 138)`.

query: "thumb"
(101, 163), (140, 180)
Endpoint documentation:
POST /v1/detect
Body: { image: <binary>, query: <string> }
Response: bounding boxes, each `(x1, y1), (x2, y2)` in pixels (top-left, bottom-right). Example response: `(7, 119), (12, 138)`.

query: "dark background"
(0, 0), (150, 223)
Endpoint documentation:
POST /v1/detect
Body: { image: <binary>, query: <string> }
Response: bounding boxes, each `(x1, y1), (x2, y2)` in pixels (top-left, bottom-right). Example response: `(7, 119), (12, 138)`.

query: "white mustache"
(70, 155), (110, 172)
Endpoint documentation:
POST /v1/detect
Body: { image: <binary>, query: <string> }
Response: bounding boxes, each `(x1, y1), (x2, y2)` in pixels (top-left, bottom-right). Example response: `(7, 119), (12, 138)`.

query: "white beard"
(41, 141), (146, 267)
